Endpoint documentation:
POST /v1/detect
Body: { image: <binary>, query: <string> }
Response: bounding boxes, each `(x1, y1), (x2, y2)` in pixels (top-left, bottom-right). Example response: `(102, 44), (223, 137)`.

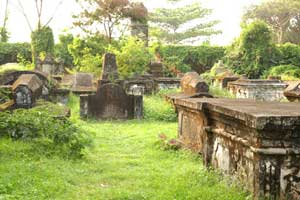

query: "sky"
(1, 0), (262, 45)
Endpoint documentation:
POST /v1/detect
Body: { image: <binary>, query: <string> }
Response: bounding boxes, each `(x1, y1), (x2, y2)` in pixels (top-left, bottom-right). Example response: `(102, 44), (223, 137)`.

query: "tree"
(13, 0), (64, 63)
(149, 0), (220, 44)
(74, 0), (131, 43)
(0, 0), (9, 42)
(226, 21), (278, 78)
(244, 0), (300, 44)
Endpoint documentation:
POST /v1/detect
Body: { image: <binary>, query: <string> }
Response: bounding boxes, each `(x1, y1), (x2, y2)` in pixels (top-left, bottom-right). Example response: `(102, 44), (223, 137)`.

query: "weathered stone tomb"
(80, 53), (143, 120)
(172, 97), (300, 200)
(228, 79), (287, 101)
(284, 81), (300, 102)
(12, 74), (43, 108)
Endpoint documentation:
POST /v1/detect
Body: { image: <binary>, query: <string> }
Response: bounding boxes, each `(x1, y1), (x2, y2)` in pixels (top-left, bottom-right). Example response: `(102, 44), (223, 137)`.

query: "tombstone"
(100, 53), (119, 81)
(284, 81), (300, 102)
(213, 75), (240, 89)
(149, 61), (163, 78)
(181, 72), (209, 95)
(72, 73), (95, 94)
(81, 83), (141, 120)
(41, 54), (56, 75)
(172, 97), (300, 200)
(228, 79), (288, 101)
(12, 74), (43, 108)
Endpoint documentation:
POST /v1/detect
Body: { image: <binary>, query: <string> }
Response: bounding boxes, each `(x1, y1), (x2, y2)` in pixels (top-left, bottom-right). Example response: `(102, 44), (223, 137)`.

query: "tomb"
(12, 74), (43, 108)
(149, 61), (163, 78)
(228, 79), (287, 101)
(80, 53), (143, 120)
(71, 73), (96, 94)
(213, 75), (240, 89)
(284, 81), (300, 102)
(172, 97), (300, 200)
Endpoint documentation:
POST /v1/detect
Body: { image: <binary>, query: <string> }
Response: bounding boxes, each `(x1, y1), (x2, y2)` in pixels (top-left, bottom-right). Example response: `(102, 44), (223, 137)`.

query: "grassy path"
(0, 120), (249, 200)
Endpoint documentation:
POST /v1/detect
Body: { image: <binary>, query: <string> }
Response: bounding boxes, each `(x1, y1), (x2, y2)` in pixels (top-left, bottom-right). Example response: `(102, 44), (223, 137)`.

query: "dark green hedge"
(157, 45), (225, 75)
(0, 42), (32, 65)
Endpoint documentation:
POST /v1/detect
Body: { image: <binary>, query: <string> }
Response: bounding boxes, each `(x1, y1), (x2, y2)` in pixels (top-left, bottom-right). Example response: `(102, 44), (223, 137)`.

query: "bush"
(54, 33), (74, 67)
(113, 37), (153, 78)
(0, 42), (31, 65)
(277, 43), (300, 66)
(0, 108), (92, 158)
(156, 44), (225, 76)
(226, 21), (278, 78)
(144, 91), (177, 122)
(265, 65), (300, 80)
(68, 35), (110, 75)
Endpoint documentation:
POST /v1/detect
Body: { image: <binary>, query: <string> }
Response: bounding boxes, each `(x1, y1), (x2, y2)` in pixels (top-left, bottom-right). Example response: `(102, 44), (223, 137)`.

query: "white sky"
(1, 0), (262, 45)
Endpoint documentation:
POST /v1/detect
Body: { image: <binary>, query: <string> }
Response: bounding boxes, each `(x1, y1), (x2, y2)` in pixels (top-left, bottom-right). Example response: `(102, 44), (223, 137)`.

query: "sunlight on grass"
(0, 93), (250, 200)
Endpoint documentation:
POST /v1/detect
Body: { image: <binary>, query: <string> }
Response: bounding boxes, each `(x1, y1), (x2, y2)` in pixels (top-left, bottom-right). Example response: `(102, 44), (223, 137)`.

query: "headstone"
(72, 73), (95, 93)
(284, 81), (300, 102)
(41, 54), (56, 75)
(181, 72), (209, 95)
(86, 84), (135, 119)
(101, 53), (119, 81)
(149, 61), (163, 77)
(12, 74), (43, 108)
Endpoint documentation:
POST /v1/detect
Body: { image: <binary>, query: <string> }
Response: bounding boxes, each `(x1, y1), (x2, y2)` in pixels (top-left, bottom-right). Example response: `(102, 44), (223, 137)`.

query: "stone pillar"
(80, 94), (89, 119)
(101, 53), (119, 81)
(134, 95), (143, 120)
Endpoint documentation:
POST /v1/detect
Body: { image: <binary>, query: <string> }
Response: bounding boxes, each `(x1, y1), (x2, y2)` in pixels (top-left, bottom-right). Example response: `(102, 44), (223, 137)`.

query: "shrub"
(0, 42), (31, 65)
(265, 64), (300, 80)
(0, 108), (92, 158)
(277, 43), (300, 66)
(156, 44), (225, 75)
(54, 33), (74, 67)
(68, 35), (110, 75)
(113, 37), (153, 78)
(226, 21), (278, 78)
(144, 91), (177, 122)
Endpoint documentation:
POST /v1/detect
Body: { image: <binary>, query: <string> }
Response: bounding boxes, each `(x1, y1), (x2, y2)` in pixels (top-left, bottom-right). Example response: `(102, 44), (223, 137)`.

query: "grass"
(0, 94), (250, 200)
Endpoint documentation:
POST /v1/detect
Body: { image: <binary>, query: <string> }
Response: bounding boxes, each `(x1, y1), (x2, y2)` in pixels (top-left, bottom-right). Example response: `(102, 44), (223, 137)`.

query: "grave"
(149, 61), (163, 78)
(213, 75), (240, 89)
(228, 79), (287, 101)
(172, 97), (300, 200)
(12, 74), (43, 108)
(80, 53), (143, 120)
(284, 81), (300, 102)
(71, 73), (96, 94)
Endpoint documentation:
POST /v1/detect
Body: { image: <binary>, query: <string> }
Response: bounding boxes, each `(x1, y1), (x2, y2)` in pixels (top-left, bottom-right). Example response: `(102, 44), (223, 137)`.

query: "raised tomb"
(284, 81), (300, 102)
(169, 96), (300, 200)
(228, 79), (287, 101)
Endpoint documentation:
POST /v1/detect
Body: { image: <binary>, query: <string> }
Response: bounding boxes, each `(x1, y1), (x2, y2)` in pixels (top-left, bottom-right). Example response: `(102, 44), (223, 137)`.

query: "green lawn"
(0, 95), (250, 200)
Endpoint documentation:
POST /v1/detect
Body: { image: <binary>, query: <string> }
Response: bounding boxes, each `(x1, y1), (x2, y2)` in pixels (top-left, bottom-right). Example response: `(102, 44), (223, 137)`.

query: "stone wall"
(228, 79), (287, 101)
(172, 97), (300, 200)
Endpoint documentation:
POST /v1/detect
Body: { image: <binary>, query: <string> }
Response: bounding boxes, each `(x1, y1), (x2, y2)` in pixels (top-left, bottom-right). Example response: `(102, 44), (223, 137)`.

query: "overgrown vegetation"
(0, 94), (249, 199)
(144, 90), (177, 122)
(0, 42), (31, 65)
(0, 104), (92, 158)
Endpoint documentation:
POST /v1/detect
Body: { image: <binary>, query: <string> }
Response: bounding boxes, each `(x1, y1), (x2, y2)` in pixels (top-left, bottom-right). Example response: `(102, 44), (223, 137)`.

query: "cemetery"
(1, 0), (300, 199)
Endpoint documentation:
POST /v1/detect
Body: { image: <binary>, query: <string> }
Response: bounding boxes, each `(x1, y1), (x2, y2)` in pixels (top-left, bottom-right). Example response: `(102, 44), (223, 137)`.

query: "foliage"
(0, 87), (11, 103)
(277, 43), (300, 66)
(31, 26), (55, 64)
(74, 0), (130, 43)
(243, 0), (300, 44)
(0, 108), (92, 158)
(113, 37), (153, 78)
(0, 27), (9, 43)
(156, 44), (225, 75)
(150, 1), (220, 44)
(226, 21), (277, 78)
(0, 42), (31, 65)
(54, 33), (74, 67)
(265, 65), (300, 80)
(68, 35), (110, 75)
(209, 85), (235, 99)
(144, 90), (177, 122)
